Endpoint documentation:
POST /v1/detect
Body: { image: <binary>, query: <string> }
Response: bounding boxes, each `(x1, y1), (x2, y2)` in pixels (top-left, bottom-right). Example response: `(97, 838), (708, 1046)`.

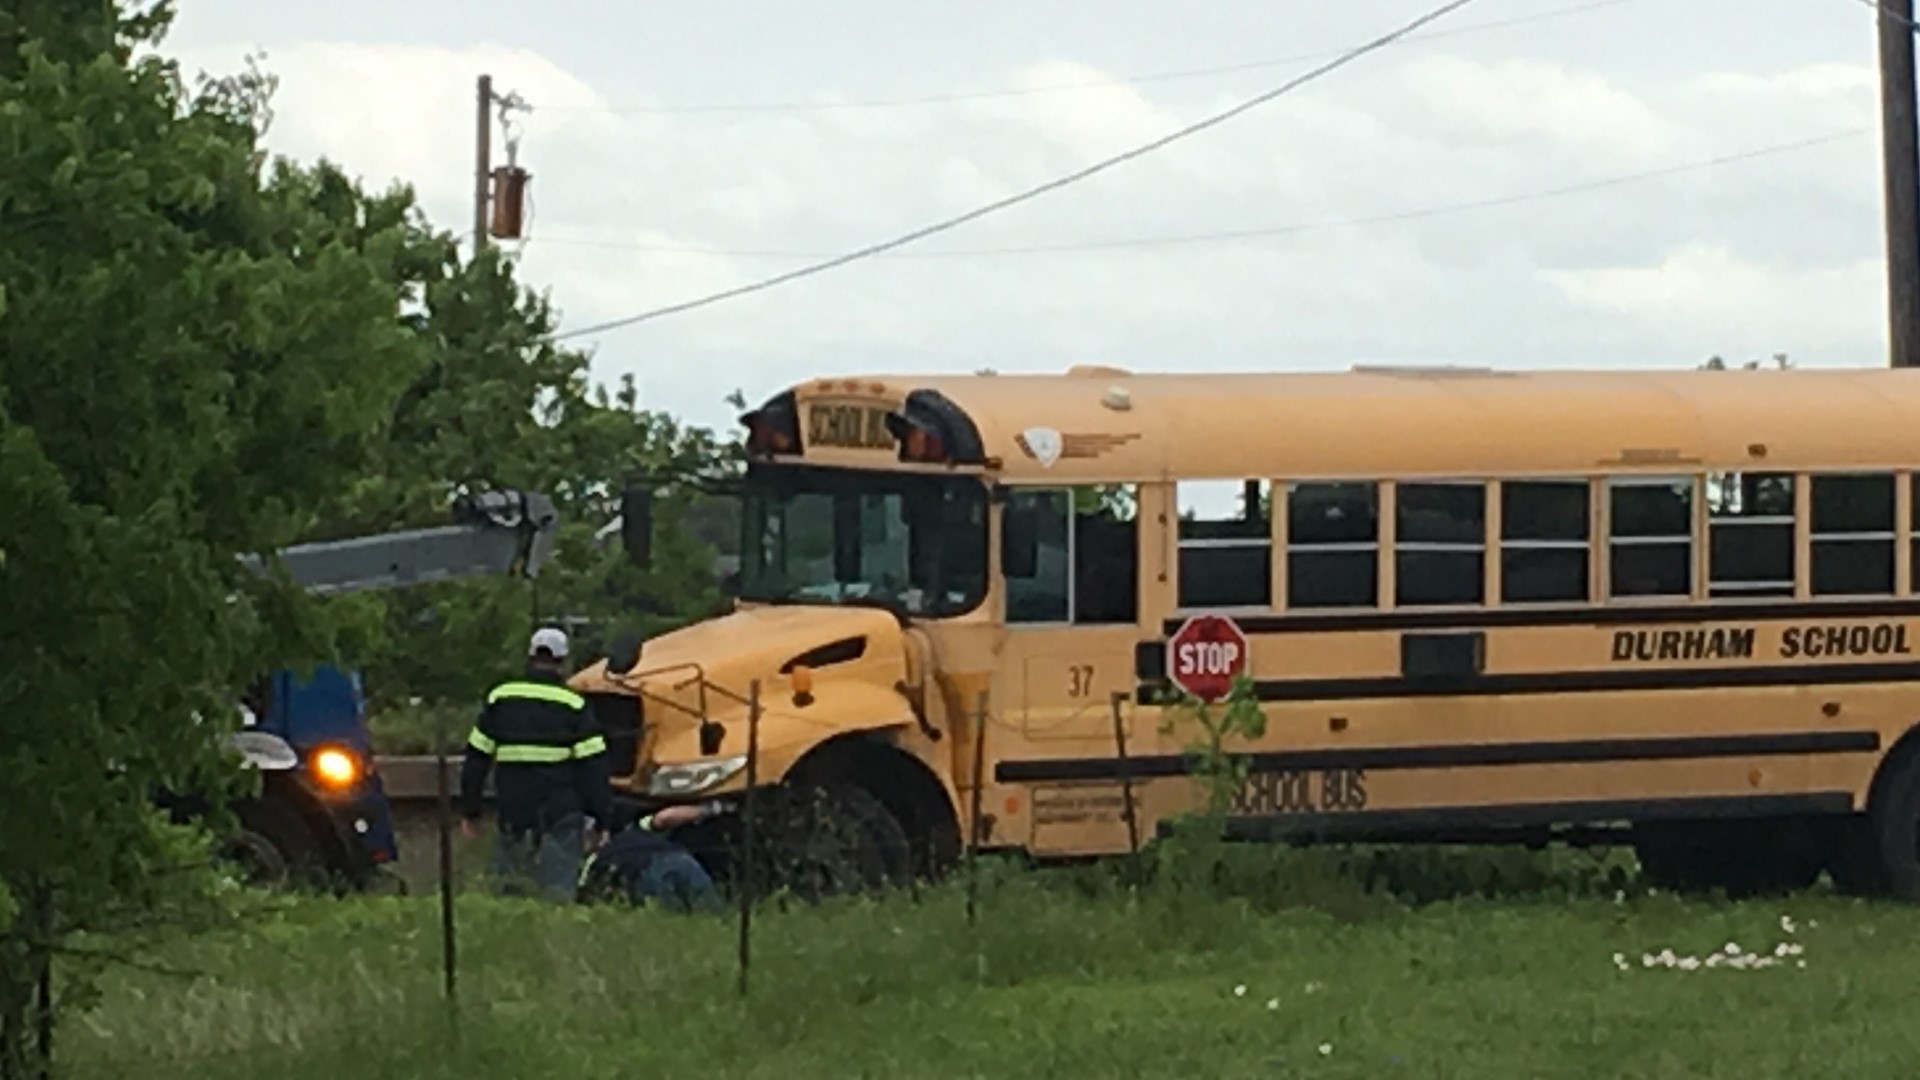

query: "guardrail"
(376, 755), (477, 803)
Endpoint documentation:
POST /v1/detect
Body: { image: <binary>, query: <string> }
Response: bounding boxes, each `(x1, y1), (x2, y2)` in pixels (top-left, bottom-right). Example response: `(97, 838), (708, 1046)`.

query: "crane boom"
(238, 489), (560, 596)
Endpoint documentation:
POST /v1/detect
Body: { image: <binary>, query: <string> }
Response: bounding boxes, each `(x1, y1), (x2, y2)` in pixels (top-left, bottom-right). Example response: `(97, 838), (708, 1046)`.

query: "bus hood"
(572, 604), (912, 763)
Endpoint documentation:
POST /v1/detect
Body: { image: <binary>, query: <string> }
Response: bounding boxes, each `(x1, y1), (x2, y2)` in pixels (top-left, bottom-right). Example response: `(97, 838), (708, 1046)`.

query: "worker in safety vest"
(459, 627), (613, 900)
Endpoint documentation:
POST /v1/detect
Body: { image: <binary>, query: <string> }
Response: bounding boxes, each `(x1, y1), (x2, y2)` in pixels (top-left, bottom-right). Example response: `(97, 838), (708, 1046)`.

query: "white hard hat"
(529, 626), (570, 660)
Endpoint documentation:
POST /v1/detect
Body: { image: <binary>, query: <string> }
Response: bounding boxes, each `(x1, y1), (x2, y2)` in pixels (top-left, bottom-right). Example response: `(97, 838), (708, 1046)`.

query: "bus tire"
(1869, 750), (1920, 902)
(761, 782), (912, 900)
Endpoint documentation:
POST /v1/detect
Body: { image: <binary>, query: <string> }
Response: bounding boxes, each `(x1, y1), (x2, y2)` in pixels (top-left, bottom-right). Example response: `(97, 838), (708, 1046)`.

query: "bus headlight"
(647, 754), (748, 796)
(310, 747), (360, 790)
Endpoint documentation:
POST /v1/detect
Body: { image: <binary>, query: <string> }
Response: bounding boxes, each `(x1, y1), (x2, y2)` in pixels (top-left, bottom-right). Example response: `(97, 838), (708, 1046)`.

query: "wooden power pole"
(470, 73), (491, 253)
(1879, 0), (1919, 367)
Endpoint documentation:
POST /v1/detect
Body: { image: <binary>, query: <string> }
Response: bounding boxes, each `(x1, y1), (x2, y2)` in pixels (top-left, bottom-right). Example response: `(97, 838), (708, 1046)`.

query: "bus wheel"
(761, 783), (911, 901)
(1869, 751), (1920, 902)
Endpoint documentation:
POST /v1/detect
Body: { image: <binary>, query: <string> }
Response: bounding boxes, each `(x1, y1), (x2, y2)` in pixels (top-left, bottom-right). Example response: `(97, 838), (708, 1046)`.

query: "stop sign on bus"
(1166, 614), (1250, 702)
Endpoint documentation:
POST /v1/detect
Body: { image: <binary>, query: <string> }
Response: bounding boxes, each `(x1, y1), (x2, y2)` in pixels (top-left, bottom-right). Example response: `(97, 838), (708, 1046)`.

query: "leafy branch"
(1155, 676), (1266, 826)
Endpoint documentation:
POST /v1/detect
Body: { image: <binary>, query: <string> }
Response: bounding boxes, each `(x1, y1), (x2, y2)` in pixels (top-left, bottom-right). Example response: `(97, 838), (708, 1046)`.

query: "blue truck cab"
(227, 664), (401, 889)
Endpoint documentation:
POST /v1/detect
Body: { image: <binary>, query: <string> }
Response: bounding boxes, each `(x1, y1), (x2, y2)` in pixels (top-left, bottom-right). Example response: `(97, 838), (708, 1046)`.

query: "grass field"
(55, 845), (1920, 1080)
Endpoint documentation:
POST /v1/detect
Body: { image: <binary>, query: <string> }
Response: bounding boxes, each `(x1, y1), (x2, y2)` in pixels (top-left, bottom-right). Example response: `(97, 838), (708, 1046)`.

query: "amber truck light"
(310, 747), (360, 789)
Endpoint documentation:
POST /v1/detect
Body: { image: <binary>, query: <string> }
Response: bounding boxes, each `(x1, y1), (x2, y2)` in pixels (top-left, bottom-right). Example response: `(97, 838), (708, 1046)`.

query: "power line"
(550, 0), (1484, 341)
(539, 0), (1627, 116)
(530, 129), (1869, 261)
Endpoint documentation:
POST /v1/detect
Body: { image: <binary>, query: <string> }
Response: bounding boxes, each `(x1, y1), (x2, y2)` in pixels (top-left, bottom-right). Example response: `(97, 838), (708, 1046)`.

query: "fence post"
(964, 691), (988, 928)
(737, 680), (761, 998)
(435, 711), (459, 1044)
(1110, 691), (1142, 883)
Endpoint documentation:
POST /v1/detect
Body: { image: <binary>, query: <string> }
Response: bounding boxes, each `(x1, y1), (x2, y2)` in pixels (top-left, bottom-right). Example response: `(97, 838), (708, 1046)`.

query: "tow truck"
(176, 488), (559, 891)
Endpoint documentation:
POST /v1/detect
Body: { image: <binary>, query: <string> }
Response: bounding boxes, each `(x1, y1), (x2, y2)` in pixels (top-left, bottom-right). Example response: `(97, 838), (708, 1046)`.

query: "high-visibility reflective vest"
(459, 675), (612, 830)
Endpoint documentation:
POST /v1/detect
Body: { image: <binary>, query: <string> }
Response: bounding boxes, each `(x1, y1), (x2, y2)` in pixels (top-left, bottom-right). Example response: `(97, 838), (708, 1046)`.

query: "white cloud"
(161, 7), (1894, 431)
(1398, 55), (1684, 164)
(1545, 244), (1883, 360)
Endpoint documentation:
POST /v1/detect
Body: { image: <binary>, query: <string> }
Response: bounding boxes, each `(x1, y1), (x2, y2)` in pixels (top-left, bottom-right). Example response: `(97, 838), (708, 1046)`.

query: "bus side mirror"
(1001, 505), (1039, 578)
(621, 484), (653, 569)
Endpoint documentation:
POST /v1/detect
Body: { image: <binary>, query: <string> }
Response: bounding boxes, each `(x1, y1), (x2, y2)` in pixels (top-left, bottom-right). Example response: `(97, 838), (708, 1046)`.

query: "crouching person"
(580, 803), (726, 914)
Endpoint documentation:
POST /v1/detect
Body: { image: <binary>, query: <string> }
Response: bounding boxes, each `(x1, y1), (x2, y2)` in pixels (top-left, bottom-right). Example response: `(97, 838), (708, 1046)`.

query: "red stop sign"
(1166, 614), (1250, 702)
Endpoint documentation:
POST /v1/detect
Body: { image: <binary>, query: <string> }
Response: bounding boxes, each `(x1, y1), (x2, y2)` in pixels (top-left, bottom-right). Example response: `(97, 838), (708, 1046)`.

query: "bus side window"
(1501, 480), (1590, 603)
(1004, 486), (1139, 625)
(1608, 478), (1692, 599)
(1176, 479), (1270, 608)
(1706, 471), (1795, 599)
(1286, 482), (1378, 609)
(1811, 473), (1896, 596)
(1396, 481), (1485, 606)
(1006, 490), (1071, 623)
(1074, 486), (1138, 624)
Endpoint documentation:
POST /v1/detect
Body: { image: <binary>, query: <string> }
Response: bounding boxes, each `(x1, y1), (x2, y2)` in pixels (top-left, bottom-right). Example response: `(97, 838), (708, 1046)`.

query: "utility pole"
(472, 74), (532, 258)
(470, 73), (491, 253)
(1878, 0), (1919, 367)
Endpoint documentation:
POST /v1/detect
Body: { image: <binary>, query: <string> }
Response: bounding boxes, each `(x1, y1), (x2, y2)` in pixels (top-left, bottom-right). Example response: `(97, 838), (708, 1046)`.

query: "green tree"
(0, 4), (442, 1072)
(310, 246), (742, 743)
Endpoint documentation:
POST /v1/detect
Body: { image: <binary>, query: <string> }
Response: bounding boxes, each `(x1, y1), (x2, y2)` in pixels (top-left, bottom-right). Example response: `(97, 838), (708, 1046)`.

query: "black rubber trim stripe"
(1161, 597), (1920, 636)
(994, 729), (1880, 784)
(1135, 661), (1920, 704)
(1203, 792), (1857, 842)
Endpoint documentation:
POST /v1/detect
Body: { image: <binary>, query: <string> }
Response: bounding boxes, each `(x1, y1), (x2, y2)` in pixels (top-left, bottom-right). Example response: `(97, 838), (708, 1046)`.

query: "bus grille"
(587, 692), (643, 778)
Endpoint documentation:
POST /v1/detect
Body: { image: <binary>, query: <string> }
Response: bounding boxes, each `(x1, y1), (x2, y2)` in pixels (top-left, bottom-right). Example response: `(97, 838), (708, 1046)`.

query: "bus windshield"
(739, 464), (989, 617)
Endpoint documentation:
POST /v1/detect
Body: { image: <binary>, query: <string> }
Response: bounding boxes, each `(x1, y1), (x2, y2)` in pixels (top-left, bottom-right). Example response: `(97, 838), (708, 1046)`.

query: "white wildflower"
(1304, 981), (1325, 994)
(1267, 999), (1280, 1011)
(1233, 985), (1247, 998)
(1678, 957), (1701, 971)
(1319, 1044), (1334, 1057)
(1724, 942), (1742, 956)
(1780, 916), (1797, 935)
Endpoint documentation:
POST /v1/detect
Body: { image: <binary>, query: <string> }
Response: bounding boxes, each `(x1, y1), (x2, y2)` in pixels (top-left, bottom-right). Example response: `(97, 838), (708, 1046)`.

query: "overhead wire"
(528, 129), (1869, 261)
(538, 0), (1630, 116)
(550, 0), (1485, 341)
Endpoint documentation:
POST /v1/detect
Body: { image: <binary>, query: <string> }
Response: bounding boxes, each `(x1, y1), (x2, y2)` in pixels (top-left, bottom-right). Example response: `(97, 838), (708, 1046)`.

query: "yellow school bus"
(574, 364), (1920, 900)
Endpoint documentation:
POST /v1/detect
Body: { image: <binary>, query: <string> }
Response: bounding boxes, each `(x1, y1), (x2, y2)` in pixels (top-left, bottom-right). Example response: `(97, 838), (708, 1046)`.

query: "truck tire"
(1870, 749), (1920, 902)
(225, 797), (328, 891)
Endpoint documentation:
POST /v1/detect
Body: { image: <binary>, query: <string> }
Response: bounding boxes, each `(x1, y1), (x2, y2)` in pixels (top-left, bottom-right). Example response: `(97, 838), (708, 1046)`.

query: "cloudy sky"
(162, 0), (1897, 434)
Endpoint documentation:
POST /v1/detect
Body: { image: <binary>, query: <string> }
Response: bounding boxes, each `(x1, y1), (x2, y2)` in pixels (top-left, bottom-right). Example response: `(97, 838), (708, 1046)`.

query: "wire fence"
(50, 678), (1804, 1078)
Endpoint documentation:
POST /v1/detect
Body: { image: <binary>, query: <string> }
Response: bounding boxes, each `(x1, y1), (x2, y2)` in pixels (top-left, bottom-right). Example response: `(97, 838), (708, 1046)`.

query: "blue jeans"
(633, 848), (724, 914)
(592, 828), (724, 913)
(488, 815), (585, 903)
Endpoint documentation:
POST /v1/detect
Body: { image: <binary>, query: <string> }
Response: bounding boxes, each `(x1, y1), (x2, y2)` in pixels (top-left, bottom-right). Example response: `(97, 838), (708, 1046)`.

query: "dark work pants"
(488, 813), (585, 903)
